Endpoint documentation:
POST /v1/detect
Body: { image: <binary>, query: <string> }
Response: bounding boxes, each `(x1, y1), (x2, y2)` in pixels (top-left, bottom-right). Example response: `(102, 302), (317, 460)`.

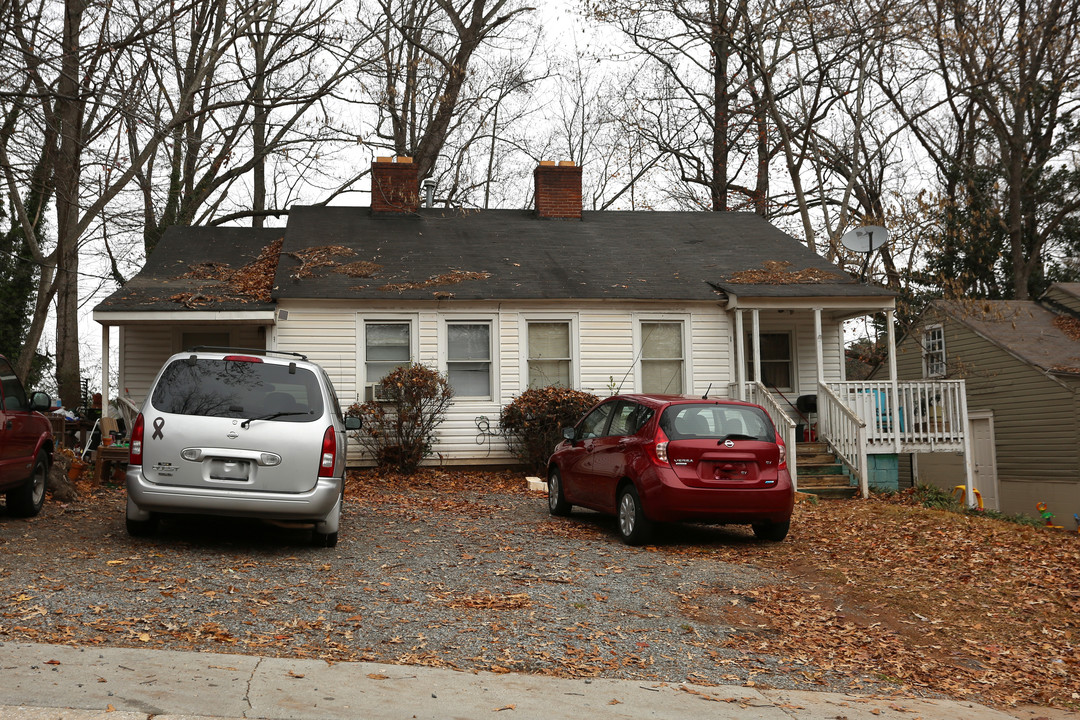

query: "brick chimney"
(371, 156), (419, 213)
(534, 161), (582, 219)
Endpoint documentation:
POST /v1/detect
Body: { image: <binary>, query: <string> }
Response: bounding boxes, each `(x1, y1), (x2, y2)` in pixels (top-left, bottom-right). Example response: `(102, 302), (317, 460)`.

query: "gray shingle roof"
(938, 299), (1080, 375)
(273, 206), (893, 302)
(95, 208), (894, 312)
(95, 226), (282, 312)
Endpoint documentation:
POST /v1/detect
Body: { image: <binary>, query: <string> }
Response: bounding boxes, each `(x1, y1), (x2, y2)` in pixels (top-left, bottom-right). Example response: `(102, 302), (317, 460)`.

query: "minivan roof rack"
(186, 346), (309, 361)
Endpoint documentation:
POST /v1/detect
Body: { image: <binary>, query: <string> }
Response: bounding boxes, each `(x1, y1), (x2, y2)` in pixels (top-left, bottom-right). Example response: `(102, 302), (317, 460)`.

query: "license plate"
(210, 459), (250, 481)
(713, 462), (753, 480)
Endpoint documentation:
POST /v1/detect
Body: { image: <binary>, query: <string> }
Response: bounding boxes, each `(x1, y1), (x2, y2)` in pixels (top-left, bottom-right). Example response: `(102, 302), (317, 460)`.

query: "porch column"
(813, 308), (824, 386)
(734, 309), (745, 401)
(101, 324), (111, 419)
(751, 309), (761, 395)
(886, 308), (901, 453)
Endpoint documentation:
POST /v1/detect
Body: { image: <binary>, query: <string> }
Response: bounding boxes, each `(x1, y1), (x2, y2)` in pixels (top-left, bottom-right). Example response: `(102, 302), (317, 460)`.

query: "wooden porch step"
(796, 473), (852, 488)
(799, 485), (859, 499)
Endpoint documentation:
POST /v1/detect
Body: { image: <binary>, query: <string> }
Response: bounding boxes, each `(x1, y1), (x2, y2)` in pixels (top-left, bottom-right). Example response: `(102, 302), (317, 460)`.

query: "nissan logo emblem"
(724, 439), (734, 447)
(227, 431), (238, 439)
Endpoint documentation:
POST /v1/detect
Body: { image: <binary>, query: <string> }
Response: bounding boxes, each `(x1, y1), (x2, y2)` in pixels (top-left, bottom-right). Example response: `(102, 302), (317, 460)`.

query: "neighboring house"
(889, 291), (1080, 517)
(94, 157), (967, 493)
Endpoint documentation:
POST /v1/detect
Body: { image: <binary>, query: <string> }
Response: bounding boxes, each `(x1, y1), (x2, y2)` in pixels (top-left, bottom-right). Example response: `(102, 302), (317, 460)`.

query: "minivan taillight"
(649, 426), (670, 466)
(130, 413), (144, 465)
(318, 426), (336, 477)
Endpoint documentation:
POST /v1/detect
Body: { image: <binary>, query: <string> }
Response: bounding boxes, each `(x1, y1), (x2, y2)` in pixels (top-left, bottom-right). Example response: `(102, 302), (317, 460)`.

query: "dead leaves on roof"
(172, 239), (281, 306)
(335, 261), (383, 278)
(288, 245), (356, 278)
(1053, 315), (1080, 341)
(727, 260), (841, 284)
(378, 271), (491, 293)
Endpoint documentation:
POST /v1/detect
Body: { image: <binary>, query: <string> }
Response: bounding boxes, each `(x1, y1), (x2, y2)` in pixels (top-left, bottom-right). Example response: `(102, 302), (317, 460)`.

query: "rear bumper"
(126, 465), (341, 522)
(639, 467), (794, 524)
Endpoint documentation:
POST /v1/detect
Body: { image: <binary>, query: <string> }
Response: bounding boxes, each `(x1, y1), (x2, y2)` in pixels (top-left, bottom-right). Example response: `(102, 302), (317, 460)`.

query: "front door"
(969, 411), (999, 511)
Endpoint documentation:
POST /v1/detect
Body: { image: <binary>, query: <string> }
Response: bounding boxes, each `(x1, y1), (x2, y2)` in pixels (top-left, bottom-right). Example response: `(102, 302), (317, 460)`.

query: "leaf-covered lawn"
(1, 469), (1076, 711)
(695, 495), (1080, 709)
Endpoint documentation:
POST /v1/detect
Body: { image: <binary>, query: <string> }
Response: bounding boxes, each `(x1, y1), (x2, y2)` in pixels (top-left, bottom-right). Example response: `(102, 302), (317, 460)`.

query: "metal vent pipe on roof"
(422, 178), (436, 208)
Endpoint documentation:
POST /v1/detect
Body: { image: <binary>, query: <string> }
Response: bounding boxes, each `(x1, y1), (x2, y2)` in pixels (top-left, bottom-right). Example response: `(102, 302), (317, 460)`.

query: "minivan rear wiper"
(241, 411), (311, 429)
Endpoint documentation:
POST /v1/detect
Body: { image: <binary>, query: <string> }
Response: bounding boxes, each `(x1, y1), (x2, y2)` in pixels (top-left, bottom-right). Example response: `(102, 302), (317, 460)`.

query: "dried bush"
(349, 365), (453, 474)
(499, 386), (600, 472)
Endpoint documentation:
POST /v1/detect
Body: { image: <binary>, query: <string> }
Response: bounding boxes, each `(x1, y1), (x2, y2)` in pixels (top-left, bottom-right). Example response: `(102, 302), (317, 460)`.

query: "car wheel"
(125, 513), (159, 537)
(752, 520), (790, 542)
(547, 467), (571, 516)
(617, 484), (652, 546)
(6, 450), (48, 517)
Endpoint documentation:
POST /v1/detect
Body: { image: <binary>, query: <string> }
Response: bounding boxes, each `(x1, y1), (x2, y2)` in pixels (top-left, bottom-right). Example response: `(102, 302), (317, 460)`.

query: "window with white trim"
(365, 322), (411, 381)
(527, 321), (571, 388)
(746, 333), (793, 391)
(922, 324), (946, 377)
(640, 321), (684, 394)
(447, 322), (492, 398)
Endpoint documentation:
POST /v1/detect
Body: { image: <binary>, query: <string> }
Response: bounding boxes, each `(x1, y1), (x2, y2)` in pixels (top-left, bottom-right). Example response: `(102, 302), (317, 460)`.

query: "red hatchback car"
(546, 394), (794, 545)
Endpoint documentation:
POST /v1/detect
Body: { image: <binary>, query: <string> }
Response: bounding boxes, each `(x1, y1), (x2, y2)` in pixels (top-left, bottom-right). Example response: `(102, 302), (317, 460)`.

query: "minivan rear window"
(660, 404), (774, 441)
(151, 358), (323, 421)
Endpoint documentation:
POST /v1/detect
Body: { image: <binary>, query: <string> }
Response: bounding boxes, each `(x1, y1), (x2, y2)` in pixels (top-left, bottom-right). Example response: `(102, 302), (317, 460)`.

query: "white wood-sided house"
(93, 158), (975, 498)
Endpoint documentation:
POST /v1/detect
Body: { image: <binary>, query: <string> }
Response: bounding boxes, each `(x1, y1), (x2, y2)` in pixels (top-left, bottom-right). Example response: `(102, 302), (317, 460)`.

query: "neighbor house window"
(447, 322), (492, 398)
(640, 321), (684, 394)
(365, 322), (412, 384)
(527, 321), (571, 388)
(746, 333), (793, 391)
(923, 324), (946, 377)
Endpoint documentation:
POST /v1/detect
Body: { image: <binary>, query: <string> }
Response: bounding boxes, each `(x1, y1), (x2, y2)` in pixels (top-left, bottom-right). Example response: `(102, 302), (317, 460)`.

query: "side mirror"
(29, 392), (51, 412)
(345, 416), (362, 431)
(561, 426), (576, 441)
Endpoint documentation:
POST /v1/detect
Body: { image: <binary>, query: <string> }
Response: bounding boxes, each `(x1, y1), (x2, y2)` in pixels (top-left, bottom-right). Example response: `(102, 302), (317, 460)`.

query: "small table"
(93, 446), (130, 482)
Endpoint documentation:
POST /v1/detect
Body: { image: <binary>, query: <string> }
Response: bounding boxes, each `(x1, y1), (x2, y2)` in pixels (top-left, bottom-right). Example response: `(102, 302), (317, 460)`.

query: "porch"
(724, 303), (974, 505)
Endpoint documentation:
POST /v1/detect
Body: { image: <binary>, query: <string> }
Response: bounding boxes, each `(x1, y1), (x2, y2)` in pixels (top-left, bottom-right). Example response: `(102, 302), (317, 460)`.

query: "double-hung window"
(447, 322), (492, 399)
(640, 321), (684, 394)
(746, 333), (793, 391)
(365, 322), (412, 399)
(527, 321), (571, 388)
(922, 324), (946, 377)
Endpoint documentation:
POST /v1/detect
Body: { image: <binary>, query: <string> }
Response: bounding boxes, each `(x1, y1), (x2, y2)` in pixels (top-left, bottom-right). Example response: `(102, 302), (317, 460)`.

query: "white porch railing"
(740, 381), (799, 489)
(817, 383), (869, 498)
(824, 380), (967, 453)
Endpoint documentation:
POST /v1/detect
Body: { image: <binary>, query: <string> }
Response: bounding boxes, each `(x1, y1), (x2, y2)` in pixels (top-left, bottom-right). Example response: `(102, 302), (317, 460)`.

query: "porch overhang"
(93, 309), (277, 326)
(719, 290), (895, 322)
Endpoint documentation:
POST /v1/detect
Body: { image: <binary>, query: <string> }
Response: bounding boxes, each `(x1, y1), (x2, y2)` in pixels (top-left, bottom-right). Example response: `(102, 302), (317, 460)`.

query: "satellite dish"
(840, 225), (889, 253)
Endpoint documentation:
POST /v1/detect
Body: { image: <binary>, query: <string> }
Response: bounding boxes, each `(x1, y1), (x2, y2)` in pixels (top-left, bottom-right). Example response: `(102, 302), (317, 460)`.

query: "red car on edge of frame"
(546, 394), (794, 545)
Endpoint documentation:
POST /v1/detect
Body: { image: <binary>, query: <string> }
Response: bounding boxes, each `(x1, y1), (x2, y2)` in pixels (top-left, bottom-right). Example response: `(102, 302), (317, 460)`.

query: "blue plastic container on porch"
(867, 388), (904, 432)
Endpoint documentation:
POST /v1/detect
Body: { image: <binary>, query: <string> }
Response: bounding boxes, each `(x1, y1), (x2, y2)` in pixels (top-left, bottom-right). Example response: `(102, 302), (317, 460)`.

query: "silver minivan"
(126, 348), (360, 547)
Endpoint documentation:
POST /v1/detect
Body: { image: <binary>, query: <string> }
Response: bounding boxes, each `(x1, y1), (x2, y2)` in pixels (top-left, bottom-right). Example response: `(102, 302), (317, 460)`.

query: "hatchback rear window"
(151, 358), (323, 421)
(660, 404), (774, 441)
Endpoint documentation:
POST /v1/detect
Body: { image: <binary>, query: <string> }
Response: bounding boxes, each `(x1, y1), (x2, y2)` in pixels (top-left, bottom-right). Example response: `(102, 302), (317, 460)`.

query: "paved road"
(0, 641), (1029, 720)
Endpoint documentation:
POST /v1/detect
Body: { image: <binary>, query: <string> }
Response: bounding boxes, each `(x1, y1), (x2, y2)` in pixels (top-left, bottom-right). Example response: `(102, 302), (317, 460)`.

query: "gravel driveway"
(1, 470), (882, 694)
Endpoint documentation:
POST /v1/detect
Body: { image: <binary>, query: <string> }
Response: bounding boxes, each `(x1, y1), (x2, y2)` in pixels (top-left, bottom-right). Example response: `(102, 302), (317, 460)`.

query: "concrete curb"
(0, 641), (1025, 720)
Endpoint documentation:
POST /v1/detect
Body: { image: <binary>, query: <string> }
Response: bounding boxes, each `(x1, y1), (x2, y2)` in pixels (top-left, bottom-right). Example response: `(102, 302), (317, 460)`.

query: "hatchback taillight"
(130, 413), (144, 465)
(649, 426), (670, 466)
(318, 426), (336, 477)
(778, 438), (787, 468)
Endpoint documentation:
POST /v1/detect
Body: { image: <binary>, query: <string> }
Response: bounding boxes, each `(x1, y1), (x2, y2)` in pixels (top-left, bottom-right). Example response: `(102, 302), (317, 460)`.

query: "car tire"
(547, 467), (572, 516)
(312, 529), (338, 548)
(752, 520), (790, 542)
(6, 450), (48, 518)
(125, 514), (159, 537)
(617, 484), (652, 546)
